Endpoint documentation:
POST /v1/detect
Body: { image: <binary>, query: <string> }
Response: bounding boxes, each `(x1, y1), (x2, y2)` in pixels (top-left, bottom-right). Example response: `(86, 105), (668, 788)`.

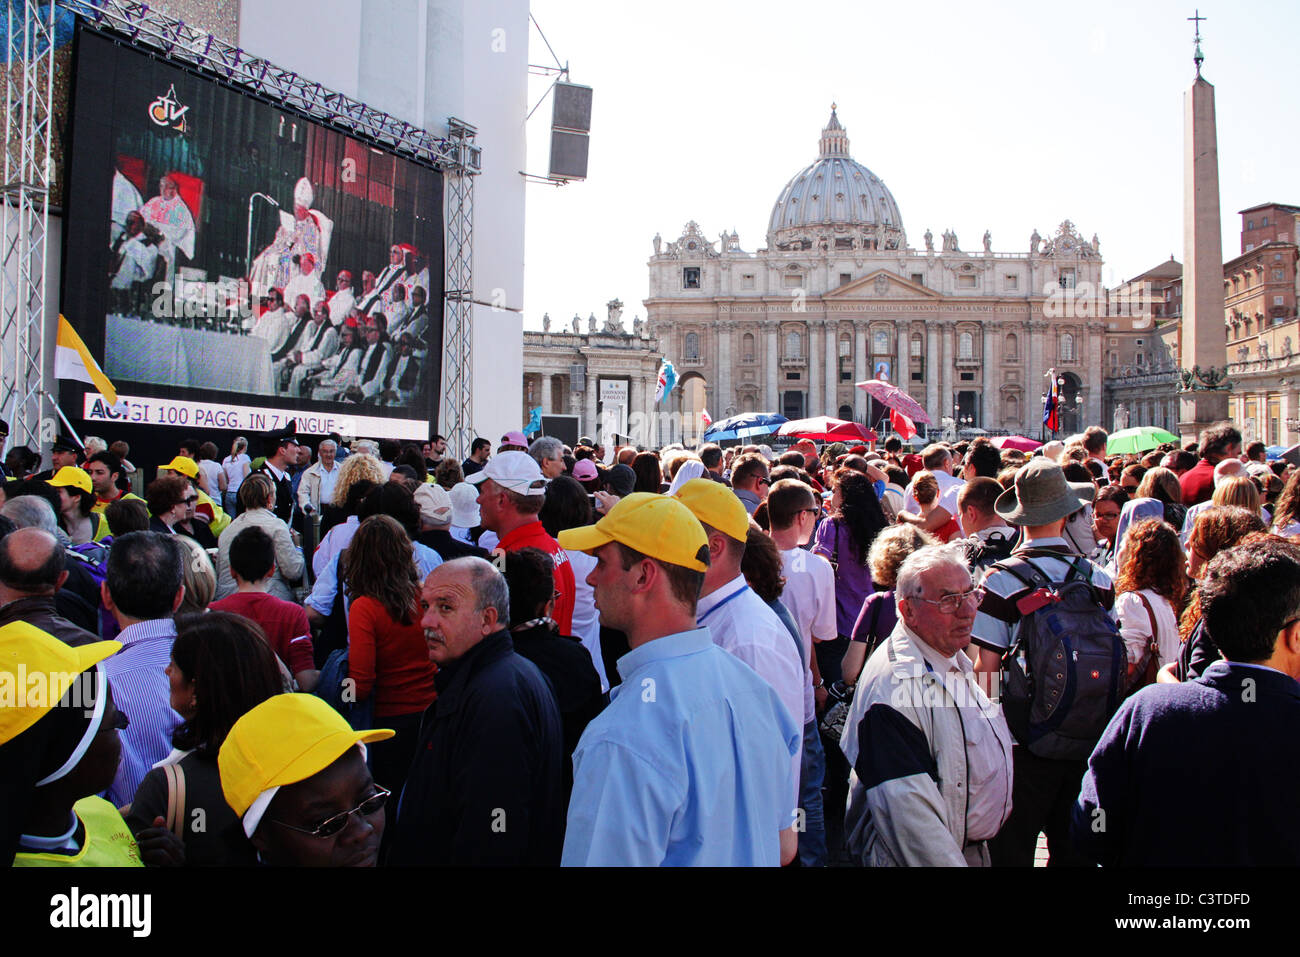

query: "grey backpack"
(996, 554), (1125, 760)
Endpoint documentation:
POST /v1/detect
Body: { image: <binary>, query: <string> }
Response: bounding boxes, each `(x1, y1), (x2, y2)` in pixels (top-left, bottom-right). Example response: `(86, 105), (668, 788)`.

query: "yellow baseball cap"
(46, 465), (92, 495)
(219, 694), (394, 834)
(0, 621), (121, 746)
(160, 455), (199, 479)
(673, 477), (750, 542)
(557, 492), (710, 572)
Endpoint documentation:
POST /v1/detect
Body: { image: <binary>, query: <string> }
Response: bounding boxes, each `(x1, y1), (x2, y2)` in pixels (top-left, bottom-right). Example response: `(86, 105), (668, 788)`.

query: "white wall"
(239, 0), (527, 452)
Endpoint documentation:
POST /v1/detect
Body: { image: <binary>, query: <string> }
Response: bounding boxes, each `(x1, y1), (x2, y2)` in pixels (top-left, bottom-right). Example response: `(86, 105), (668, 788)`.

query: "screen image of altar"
(63, 28), (443, 421)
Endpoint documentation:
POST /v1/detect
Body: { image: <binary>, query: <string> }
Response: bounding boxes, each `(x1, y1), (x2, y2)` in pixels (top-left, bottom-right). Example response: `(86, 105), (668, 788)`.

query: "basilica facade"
(645, 108), (1108, 444)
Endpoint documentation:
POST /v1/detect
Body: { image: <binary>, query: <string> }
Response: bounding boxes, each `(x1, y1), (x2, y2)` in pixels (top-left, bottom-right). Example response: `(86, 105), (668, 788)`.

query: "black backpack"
(995, 554), (1125, 760)
(964, 531), (1017, 571)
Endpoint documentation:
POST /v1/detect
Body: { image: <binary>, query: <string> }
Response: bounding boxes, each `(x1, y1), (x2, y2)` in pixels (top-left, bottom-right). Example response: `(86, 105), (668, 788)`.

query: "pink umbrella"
(855, 379), (932, 425)
(992, 434), (1042, 452)
(777, 416), (878, 442)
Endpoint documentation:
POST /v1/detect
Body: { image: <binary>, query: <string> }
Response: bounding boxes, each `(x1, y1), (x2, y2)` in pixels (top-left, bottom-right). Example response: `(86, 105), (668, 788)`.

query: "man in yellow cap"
(219, 694), (393, 867)
(160, 455), (230, 537)
(672, 477), (808, 863)
(558, 493), (801, 866)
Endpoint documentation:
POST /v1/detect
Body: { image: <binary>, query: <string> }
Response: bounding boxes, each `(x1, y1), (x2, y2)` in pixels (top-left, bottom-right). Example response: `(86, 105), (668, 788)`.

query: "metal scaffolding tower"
(1, 0), (56, 447)
(2, 0), (480, 451)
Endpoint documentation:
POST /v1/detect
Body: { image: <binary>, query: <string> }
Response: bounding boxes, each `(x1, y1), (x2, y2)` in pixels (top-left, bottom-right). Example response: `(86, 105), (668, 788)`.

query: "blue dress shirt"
(102, 618), (179, 807)
(562, 627), (801, 866)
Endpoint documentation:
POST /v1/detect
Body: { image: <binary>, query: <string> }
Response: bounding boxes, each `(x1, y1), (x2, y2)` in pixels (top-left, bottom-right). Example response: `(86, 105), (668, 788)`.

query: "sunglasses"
(270, 787), (390, 839)
(183, 496), (199, 505)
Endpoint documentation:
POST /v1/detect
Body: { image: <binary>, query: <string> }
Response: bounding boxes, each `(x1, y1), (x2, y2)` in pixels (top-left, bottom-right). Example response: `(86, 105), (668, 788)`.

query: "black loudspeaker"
(549, 82), (592, 181)
(552, 82), (592, 132)
(541, 414), (580, 448)
(549, 131), (589, 181)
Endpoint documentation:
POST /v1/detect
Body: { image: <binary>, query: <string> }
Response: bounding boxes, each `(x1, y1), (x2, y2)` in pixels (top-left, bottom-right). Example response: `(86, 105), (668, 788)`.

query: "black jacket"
(509, 623), (606, 785)
(417, 528), (490, 563)
(388, 631), (565, 866)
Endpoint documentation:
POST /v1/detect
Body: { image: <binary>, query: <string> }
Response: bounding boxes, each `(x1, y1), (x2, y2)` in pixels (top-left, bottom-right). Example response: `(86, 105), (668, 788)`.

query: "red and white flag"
(890, 407), (917, 439)
(700, 407), (712, 427)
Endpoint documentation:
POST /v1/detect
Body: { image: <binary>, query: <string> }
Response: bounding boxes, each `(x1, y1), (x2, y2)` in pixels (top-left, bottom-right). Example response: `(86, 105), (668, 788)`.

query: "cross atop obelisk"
(1189, 9), (1206, 77)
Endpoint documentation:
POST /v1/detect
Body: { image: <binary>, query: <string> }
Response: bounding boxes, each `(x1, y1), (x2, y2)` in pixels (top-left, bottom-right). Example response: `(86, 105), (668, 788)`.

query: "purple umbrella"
(855, 379), (932, 425)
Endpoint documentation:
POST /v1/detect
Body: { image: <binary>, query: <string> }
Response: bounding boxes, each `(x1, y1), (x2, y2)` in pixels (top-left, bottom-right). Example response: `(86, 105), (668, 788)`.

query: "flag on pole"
(55, 316), (118, 405)
(890, 407), (917, 440)
(700, 407), (712, 427)
(654, 359), (677, 404)
(1042, 367), (1060, 433)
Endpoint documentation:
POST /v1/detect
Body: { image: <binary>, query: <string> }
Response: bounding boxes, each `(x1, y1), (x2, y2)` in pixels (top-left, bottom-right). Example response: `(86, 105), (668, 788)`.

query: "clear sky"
(521, 0), (1300, 332)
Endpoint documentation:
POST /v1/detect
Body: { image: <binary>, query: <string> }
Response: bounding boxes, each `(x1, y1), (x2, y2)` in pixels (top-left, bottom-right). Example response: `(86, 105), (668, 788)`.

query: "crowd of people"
(3, 415), (1299, 867)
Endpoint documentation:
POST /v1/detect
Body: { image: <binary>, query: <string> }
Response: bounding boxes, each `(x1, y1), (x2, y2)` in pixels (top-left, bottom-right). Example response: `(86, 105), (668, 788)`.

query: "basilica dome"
(766, 107), (905, 252)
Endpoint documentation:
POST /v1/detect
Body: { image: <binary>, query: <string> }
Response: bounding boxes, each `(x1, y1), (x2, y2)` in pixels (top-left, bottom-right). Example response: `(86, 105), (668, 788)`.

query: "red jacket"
(499, 520), (576, 634)
(1179, 459), (1216, 506)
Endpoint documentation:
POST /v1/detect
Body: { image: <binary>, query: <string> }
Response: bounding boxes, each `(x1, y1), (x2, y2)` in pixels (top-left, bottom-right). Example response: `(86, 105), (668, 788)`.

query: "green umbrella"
(1107, 426), (1180, 455)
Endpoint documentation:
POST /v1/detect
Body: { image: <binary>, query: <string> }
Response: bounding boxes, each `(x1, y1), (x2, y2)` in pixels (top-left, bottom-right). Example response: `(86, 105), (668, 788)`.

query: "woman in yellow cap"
(1, 622), (176, 867)
(218, 694), (393, 866)
(46, 466), (109, 545)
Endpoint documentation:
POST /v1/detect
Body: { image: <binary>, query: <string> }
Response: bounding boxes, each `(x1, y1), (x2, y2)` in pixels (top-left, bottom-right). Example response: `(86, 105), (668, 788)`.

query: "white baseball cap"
(466, 450), (549, 496)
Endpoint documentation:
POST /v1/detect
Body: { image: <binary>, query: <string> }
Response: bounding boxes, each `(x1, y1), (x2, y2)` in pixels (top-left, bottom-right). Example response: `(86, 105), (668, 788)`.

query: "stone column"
(939, 321), (954, 426)
(854, 323), (868, 420)
(540, 373), (553, 415)
(896, 319), (909, 388)
(926, 324), (940, 428)
(1028, 320), (1045, 411)
(717, 322), (733, 416)
(981, 322), (996, 430)
(765, 322), (779, 412)
(826, 322), (839, 417)
(808, 321), (823, 418)
(1086, 322), (1104, 427)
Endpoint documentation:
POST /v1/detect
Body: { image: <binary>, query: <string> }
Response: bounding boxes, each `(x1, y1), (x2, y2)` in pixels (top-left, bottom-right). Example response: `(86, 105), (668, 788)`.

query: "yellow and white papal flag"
(54, 315), (118, 405)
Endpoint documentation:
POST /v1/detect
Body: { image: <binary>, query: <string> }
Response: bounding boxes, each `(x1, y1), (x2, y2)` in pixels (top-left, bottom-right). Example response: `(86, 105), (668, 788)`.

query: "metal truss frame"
(3, 0), (480, 450)
(1, 0), (56, 446)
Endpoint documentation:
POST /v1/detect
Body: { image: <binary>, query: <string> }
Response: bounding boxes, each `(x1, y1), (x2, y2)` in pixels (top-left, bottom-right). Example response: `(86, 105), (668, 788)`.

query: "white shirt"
(904, 470), (965, 530)
(778, 547), (837, 724)
(284, 270), (326, 310)
(222, 453), (250, 492)
(565, 548), (609, 693)
(1114, 588), (1180, 667)
(328, 288), (356, 324)
(907, 626), (1014, 843)
(316, 460), (342, 506)
(197, 459), (222, 497)
(697, 573), (805, 814)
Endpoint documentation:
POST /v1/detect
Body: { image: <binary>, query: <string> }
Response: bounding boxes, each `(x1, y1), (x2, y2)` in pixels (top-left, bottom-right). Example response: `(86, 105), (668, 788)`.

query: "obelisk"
(1179, 12), (1229, 441)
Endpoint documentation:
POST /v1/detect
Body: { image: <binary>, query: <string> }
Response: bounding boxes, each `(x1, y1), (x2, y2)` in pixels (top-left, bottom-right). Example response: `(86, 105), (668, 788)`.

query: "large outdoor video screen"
(62, 28), (443, 438)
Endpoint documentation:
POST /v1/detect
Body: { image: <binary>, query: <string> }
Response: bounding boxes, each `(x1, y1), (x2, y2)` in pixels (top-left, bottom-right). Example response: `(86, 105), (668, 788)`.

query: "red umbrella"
(855, 379), (932, 425)
(777, 416), (878, 442)
(992, 434), (1042, 452)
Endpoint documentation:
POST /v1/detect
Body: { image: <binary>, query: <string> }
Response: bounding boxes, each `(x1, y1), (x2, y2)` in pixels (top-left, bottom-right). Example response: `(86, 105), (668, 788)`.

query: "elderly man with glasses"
(838, 543), (1013, 866)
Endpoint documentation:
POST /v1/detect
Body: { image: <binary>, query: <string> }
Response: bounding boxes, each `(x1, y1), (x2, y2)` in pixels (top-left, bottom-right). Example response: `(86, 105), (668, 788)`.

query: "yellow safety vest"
(12, 796), (143, 867)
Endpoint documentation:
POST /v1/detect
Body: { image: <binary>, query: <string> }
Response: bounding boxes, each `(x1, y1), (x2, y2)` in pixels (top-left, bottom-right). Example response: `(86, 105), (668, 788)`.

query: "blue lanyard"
(698, 584), (750, 624)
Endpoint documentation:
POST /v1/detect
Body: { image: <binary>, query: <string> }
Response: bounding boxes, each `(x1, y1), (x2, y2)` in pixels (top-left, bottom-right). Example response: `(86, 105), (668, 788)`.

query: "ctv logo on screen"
(148, 84), (190, 132)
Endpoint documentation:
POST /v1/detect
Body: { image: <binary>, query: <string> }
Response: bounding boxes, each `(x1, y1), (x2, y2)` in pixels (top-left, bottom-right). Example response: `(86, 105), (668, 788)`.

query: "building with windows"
(1103, 203), (1300, 446)
(643, 107), (1108, 445)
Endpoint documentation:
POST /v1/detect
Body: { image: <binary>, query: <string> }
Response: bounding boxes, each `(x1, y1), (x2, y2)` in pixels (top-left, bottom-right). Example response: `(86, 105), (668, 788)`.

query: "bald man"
(0, 527), (98, 646)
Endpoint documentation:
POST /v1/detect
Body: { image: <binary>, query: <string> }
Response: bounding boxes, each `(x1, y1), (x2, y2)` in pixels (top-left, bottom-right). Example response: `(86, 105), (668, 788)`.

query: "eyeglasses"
(183, 496), (198, 505)
(801, 507), (820, 518)
(757, 477), (771, 486)
(912, 586), (985, 614)
(270, 787), (390, 839)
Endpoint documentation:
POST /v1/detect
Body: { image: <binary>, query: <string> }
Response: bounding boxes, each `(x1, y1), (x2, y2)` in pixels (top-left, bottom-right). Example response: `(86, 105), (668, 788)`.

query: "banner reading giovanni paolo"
(61, 27), (443, 437)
